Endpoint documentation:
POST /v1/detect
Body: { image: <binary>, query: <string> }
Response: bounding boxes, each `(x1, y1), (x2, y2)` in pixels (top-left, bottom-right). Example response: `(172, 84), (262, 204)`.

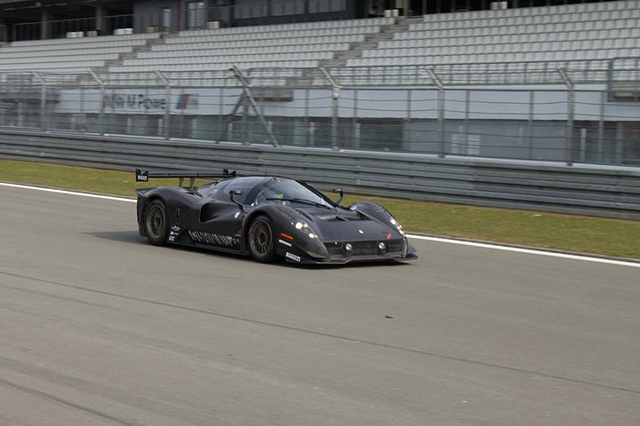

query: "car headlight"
(292, 220), (318, 239)
(390, 217), (405, 236)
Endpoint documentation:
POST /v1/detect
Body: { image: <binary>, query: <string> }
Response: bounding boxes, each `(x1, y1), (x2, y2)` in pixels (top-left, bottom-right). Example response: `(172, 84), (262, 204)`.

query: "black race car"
(135, 169), (417, 265)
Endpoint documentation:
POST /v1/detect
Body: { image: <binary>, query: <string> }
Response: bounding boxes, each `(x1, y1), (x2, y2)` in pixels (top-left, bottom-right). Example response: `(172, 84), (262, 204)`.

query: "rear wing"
(135, 168), (236, 189)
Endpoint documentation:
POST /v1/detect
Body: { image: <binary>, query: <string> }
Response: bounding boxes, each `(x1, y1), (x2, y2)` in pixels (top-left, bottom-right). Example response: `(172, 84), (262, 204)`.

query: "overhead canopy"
(0, 0), (132, 23)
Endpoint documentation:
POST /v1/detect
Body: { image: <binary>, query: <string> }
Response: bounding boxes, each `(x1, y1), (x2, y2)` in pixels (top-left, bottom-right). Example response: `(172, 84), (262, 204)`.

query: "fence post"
(155, 71), (171, 140)
(304, 87), (310, 146)
(426, 67), (446, 158)
(464, 89), (470, 151)
(227, 65), (280, 147)
(558, 67), (575, 166)
(598, 91), (606, 163)
(88, 70), (105, 135)
(31, 72), (47, 131)
(218, 86), (225, 142)
(528, 91), (534, 160)
(320, 67), (341, 150)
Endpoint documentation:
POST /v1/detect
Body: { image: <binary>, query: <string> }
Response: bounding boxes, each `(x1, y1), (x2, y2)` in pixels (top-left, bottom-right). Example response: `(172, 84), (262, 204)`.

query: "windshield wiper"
(266, 197), (333, 209)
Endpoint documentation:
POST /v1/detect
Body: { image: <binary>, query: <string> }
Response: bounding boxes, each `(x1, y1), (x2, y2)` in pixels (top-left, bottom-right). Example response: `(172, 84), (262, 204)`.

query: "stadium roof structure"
(0, 0), (127, 5)
(0, 0), (131, 22)
(0, 0), (132, 18)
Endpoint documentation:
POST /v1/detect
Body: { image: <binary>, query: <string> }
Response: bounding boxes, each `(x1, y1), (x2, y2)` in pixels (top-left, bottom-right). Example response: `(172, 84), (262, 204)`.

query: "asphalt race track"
(1, 184), (639, 426)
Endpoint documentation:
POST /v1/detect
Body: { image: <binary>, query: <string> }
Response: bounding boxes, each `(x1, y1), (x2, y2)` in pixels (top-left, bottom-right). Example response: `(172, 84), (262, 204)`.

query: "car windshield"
(252, 178), (337, 208)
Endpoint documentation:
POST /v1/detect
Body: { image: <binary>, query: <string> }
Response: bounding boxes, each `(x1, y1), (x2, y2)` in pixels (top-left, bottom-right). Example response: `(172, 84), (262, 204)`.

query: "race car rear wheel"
(144, 199), (169, 245)
(248, 215), (277, 263)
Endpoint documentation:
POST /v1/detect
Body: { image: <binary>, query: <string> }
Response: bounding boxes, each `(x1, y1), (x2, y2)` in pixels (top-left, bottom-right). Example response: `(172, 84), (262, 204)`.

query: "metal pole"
(320, 67), (341, 151)
(353, 88), (359, 149)
(528, 91), (534, 160)
(304, 87), (310, 146)
(228, 65), (279, 147)
(242, 92), (249, 144)
(615, 121), (623, 165)
(558, 67), (575, 166)
(579, 127), (587, 163)
(31, 72), (47, 131)
(598, 91), (605, 164)
(404, 88), (411, 152)
(425, 67), (446, 158)
(88, 70), (105, 135)
(219, 86), (224, 142)
(155, 70), (171, 140)
(464, 89), (470, 154)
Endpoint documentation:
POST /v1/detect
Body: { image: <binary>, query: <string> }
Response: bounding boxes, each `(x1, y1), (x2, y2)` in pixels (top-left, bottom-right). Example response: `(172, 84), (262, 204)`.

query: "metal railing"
(92, 60), (616, 88)
(1, 128), (639, 220)
(0, 65), (638, 167)
(327, 60), (614, 87)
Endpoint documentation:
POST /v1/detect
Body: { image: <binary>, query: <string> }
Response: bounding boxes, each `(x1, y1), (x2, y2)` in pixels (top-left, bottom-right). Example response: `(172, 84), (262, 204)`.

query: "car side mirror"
(332, 188), (344, 205)
(229, 190), (244, 211)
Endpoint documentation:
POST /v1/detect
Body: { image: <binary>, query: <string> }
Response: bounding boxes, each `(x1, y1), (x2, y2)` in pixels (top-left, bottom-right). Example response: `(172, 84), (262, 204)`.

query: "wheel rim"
(146, 205), (165, 239)
(250, 221), (272, 257)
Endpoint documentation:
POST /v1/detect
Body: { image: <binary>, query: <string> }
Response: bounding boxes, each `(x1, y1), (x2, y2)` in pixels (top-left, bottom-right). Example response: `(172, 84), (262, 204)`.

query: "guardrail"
(1, 129), (639, 220)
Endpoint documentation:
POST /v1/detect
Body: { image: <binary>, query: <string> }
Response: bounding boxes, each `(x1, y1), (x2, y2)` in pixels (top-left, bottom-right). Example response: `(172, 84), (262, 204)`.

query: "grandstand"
(351, 1), (640, 66)
(0, 33), (161, 73)
(0, 0), (638, 165)
(0, 0), (637, 78)
(108, 17), (395, 73)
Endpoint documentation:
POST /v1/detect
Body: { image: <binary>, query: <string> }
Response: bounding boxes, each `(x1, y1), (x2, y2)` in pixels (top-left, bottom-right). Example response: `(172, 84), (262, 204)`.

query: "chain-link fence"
(0, 64), (639, 166)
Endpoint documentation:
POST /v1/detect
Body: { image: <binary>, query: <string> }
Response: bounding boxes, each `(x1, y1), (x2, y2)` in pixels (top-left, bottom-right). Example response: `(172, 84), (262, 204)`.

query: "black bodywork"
(135, 169), (417, 265)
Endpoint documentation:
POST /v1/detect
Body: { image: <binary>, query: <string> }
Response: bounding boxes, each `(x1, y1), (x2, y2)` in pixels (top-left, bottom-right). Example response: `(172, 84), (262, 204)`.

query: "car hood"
(296, 206), (400, 242)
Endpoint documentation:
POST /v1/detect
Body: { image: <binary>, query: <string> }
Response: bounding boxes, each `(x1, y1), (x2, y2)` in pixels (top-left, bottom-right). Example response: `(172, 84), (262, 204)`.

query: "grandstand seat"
(0, 33), (161, 73)
(1, 2), (636, 83)
(345, 0), (639, 68)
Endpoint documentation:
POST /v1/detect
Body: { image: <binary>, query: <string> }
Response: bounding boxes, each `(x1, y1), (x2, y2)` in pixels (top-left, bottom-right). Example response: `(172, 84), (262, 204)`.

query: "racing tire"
(144, 199), (169, 245)
(248, 215), (277, 263)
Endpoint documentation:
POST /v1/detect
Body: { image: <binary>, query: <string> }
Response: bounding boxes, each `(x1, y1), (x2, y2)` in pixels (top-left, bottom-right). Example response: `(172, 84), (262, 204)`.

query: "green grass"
(2, 159), (639, 261)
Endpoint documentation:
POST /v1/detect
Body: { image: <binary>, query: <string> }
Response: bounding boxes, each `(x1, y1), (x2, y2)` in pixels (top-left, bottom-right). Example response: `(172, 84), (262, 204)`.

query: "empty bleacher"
(107, 17), (394, 73)
(347, 0), (640, 67)
(0, 33), (161, 73)
(0, 1), (637, 80)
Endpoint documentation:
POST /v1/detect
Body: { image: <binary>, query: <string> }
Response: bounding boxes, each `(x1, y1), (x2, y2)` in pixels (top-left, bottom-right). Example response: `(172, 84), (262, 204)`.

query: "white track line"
(2, 182), (639, 268)
(0, 182), (136, 203)
(410, 235), (640, 268)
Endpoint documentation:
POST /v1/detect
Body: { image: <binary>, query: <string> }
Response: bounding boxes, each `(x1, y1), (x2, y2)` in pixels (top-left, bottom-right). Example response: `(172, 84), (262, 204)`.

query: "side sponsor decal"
(278, 239), (293, 247)
(169, 225), (180, 242)
(189, 231), (239, 248)
(285, 252), (301, 262)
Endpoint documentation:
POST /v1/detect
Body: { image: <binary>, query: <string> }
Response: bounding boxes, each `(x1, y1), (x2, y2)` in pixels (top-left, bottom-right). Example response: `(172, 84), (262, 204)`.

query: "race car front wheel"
(248, 215), (277, 263)
(144, 200), (169, 245)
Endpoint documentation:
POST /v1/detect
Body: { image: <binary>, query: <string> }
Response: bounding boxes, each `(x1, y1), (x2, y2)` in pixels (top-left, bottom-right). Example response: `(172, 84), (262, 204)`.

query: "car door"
(188, 180), (249, 250)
